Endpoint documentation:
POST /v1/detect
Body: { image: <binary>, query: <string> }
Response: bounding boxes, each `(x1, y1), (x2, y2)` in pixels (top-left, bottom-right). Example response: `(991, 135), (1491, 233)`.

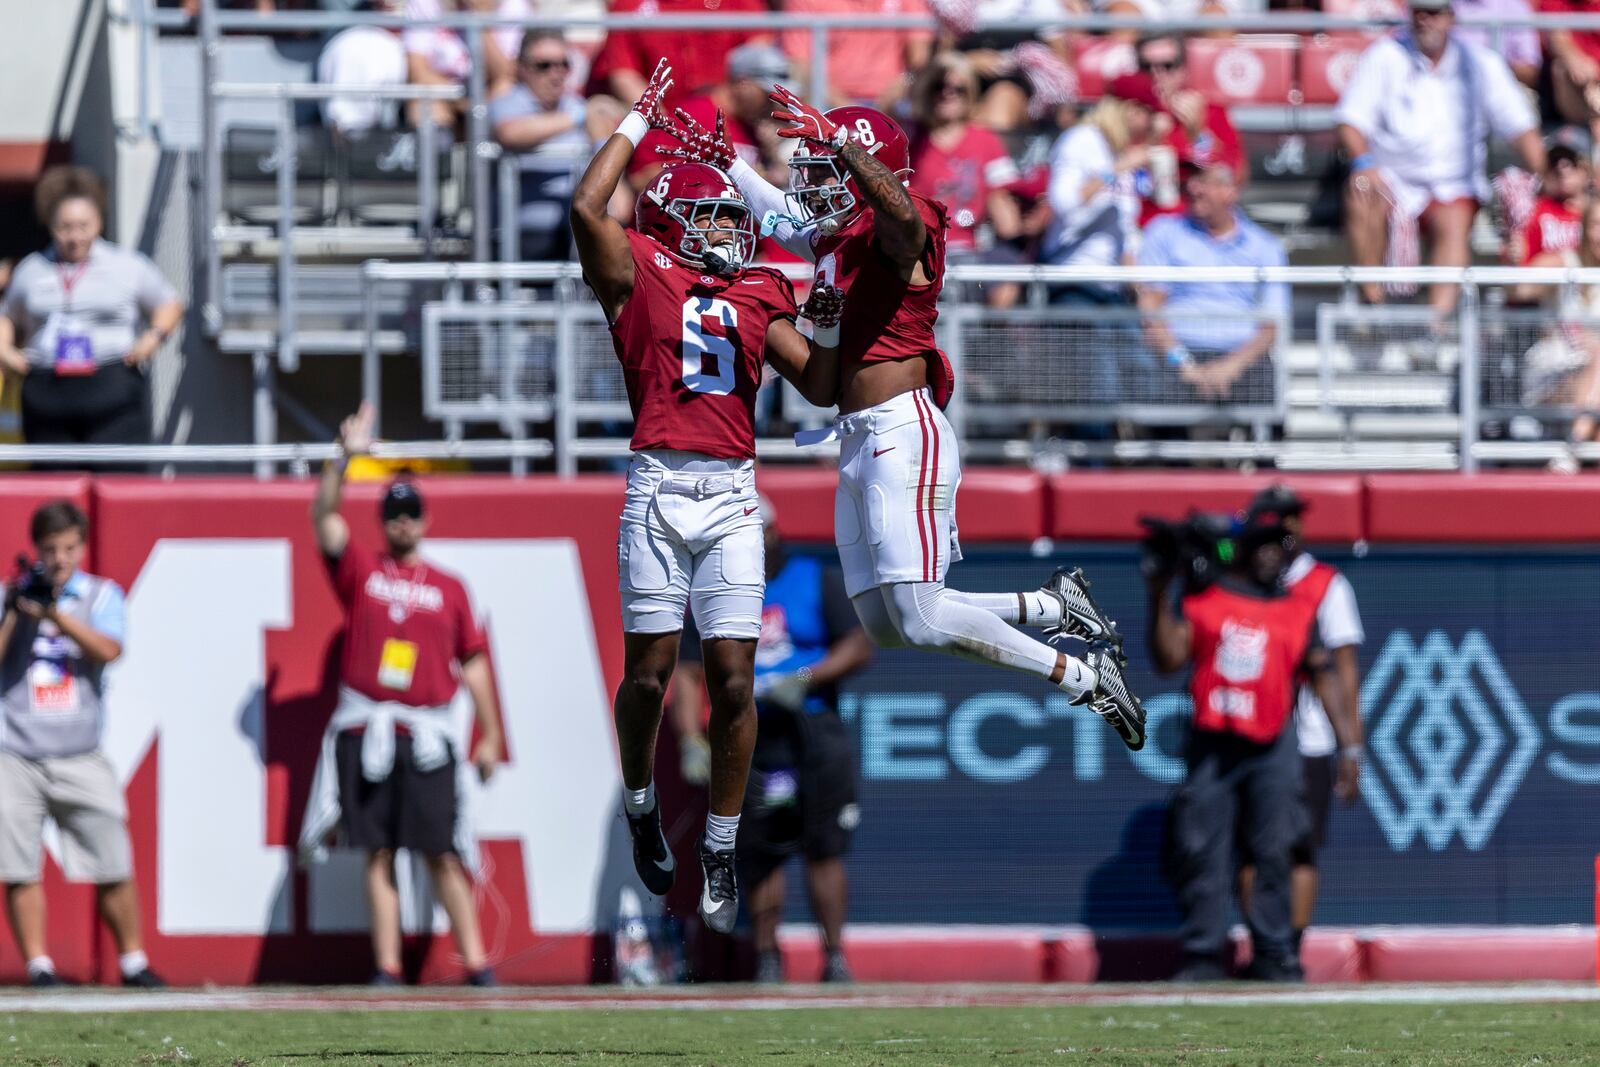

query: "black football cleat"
(123, 968), (167, 989)
(697, 842), (739, 935)
(1083, 640), (1146, 751)
(626, 803), (676, 896)
(1042, 567), (1124, 649)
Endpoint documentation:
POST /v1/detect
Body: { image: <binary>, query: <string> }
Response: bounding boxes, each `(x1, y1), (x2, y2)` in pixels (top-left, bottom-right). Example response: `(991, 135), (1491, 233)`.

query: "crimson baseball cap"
(380, 479), (425, 522)
(1107, 73), (1164, 111)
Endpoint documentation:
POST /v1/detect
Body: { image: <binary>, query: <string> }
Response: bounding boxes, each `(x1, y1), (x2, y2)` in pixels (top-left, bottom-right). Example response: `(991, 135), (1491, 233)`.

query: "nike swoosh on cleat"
(700, 883), (729, 915)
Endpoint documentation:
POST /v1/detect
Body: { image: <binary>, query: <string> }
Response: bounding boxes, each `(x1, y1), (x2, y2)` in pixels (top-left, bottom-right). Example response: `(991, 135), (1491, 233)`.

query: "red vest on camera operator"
(1181, 567), (1333, 744)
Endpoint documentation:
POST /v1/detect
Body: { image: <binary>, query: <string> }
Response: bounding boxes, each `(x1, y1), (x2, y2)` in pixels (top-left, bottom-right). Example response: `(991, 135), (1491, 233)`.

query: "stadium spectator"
(318, 0), (409, 137)
(1136, 157), (1287, 406)
(1509, 198), (1600, 465)
(1135, 31), (1245, 225)
(1337, 0), (1543, 318)
(908, 53), (1025, 260)
(1041, 80), (1153, 301)
(491, 30), (612, 261)
(928, 0), (1081, 129)
(589, 0), (768, 104)
(1147, 511), (1359, 983)
(303, 404), (504, 987)
(0, 501), (164, 989)
(1453, 0), (1542, 85)
(1513, 139), (1590, 265)
(404, 0), (525, 129)
(0, 166), (182, 449)
(1542, 0), (1600, 147)
(630, 43), (796, 190)
(781, 0), (935, 111)
(1235, 486), (1365, 964)
(1095, 0), (1238, 40)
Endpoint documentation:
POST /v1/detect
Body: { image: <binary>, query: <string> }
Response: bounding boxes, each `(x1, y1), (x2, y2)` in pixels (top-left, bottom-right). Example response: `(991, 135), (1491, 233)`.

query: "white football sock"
(119, 950), (149, 978)
(623, 781), (656, 816)
(704, 812), (739, 852)
(26, 956), (55, 979)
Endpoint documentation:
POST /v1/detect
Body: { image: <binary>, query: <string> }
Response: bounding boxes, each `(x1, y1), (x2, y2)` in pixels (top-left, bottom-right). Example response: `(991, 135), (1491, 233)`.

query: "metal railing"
(345, 261), (1600, 475)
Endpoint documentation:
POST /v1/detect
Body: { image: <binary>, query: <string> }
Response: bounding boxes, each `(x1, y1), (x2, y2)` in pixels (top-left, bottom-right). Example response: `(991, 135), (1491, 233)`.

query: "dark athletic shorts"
(738, 709), (858, 888)
(336, 730), (459, 857)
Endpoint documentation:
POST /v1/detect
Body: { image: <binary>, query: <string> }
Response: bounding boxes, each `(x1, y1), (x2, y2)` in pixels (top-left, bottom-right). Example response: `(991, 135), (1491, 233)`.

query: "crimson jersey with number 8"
(610, 230), (797, 460)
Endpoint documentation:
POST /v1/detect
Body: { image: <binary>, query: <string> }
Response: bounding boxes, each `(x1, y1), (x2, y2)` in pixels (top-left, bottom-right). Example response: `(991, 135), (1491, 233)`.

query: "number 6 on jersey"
(681, 296), (739, 395)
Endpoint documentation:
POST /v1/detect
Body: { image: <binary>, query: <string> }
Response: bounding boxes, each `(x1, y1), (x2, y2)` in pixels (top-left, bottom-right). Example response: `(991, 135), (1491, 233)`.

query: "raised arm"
(570, 59), (674, 321)
(769, 87), (927, 273)
(311, 403), (374, 560)
(662, 107), (818, 262)
(764, 283), (844, 407)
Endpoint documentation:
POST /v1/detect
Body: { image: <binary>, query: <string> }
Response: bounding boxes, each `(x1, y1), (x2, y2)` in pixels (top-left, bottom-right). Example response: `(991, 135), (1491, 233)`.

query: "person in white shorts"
(664, 91), (1147, 749)
(0, 500), (163, 988)
(571, 60), (843, 933)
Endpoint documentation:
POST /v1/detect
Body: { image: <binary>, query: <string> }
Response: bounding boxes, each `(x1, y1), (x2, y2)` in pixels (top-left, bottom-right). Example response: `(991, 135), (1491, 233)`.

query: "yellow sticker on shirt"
(377, 639), (419, 691)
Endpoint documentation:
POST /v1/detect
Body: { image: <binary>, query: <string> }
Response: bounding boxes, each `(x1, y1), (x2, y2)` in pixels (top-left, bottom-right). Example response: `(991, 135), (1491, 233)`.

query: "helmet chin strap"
(701, 244), (741, 276)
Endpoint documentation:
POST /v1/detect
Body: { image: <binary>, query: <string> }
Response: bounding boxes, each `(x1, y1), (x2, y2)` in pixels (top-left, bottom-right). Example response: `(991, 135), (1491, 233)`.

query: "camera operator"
(1146, 511), (1360, 982)
(1235, 485), (1366, 961)
(0, 500), (163, 988)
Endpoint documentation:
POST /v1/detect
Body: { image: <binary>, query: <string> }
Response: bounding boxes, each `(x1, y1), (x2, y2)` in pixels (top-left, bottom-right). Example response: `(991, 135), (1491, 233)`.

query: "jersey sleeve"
(451, 579), (489, 663)
(765, 269), (798, 320)
(324, 540), (373, 605)
(1316, 572), (1365, 648)
(913, 192), (949, 282)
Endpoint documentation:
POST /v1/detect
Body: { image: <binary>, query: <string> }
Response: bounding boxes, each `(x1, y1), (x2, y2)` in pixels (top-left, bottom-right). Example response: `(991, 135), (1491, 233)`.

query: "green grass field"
(2, 999), (1598, 1066)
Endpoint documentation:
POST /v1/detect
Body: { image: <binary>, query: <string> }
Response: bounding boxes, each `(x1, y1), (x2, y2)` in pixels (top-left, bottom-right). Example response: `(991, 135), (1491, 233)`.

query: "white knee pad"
(881, 582), (961, 654)
(851, 590), (907, 649)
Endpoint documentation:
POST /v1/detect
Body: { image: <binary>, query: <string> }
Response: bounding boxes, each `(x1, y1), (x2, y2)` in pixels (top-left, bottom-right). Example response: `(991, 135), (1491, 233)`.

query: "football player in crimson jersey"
(569, 60), (843, 934)
(665, 95), (1148, 749)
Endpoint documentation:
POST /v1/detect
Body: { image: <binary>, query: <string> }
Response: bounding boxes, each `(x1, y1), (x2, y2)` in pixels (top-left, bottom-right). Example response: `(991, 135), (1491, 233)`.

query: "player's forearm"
(836, 141), (925, 267)
(572, 134), (635, 229)
(1334, 645), (1363, 750)
(797, 337), (841, 407)
(313, 454), (347, 523)
(51, 612), (121, 665)
(806, 629), (874, 688)
(461, 655), (503, 745)
(728, 158), (815, 261)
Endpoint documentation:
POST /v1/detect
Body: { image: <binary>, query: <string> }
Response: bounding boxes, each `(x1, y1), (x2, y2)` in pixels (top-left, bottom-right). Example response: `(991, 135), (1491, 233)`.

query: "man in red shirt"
(308, 403), (504, 987)
(589, 0), (768, 104)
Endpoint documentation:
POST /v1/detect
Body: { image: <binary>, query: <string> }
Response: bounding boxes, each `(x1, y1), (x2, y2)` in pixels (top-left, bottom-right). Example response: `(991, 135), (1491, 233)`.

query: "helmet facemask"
(668, 195), (757, 276)
(784, 153), (859, 236)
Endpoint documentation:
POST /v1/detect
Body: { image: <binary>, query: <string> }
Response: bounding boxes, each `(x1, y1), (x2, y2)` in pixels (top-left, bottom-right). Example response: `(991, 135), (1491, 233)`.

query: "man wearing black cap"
(1236, 485), (1365, 964)
(1148, 508), (1357, 982)
(305, 403), (504, 986)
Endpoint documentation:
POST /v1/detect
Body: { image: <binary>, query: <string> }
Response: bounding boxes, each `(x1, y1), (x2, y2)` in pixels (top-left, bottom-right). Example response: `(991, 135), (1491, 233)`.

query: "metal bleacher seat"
(339, 130), (457, 229)
(223, 124), (334, 226)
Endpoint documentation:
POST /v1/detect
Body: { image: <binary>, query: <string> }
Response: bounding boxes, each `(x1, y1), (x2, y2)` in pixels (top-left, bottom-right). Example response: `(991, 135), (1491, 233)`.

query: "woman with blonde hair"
(1041, 76), (1163, 303)
(0, 165), (183, 447)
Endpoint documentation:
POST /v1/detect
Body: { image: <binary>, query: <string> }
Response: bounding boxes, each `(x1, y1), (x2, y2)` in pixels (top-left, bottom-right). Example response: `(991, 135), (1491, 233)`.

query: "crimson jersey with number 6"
(612, 230), (797, 459)
(814, 189), (956, 409)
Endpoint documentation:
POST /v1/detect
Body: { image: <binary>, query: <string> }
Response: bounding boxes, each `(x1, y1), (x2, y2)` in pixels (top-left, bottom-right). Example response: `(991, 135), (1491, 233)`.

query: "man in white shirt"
(318, 1), (409, 137)
(1236, 485), (1365, 962)
(1336, 0), (1544, 317)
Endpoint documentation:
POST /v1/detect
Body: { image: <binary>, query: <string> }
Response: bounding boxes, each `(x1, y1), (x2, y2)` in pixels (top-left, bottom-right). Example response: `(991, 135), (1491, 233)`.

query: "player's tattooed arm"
(835, 140), (927, 273)
(571, 59), (675, 319)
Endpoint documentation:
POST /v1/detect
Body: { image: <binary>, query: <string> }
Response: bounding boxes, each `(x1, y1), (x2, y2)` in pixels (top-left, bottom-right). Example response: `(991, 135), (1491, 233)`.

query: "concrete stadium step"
(1286, 410), (1461, 440)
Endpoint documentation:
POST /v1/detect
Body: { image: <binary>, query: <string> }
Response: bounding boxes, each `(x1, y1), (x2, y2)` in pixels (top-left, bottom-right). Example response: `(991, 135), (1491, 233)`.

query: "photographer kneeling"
(0, 501), (162, 987)
(1146, 511), (1360, 983)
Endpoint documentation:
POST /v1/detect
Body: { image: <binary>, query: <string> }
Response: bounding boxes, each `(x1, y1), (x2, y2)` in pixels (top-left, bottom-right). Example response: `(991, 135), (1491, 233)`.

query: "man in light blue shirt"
(1136, 159), (1287, 406)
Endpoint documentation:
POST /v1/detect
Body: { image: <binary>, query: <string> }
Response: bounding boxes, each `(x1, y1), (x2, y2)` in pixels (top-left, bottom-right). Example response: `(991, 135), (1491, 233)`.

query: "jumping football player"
(665, 95), (1147, 749)
(570, 60), (843, 933)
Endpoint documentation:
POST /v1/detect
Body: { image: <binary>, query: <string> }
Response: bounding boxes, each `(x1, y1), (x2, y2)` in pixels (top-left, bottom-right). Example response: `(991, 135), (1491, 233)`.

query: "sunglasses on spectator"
(939, 81), (973, 95)
(1140, 58), (1183, 72)
(521, 57), (570, 72)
